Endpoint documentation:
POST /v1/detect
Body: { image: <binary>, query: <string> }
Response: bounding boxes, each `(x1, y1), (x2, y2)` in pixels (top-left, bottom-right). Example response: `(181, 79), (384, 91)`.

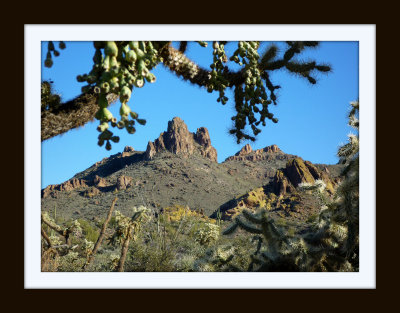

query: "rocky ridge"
(214, 158), (341, 221)
(225, 143), (283, 162)
(41, 117), (343, 222)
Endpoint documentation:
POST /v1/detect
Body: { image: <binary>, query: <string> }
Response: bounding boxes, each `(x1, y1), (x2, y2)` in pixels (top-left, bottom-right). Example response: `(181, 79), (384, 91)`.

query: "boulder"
(116, 175), (133, 190)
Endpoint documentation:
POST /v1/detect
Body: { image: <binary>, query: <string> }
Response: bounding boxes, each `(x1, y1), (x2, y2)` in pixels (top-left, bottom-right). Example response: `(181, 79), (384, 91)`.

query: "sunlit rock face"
(145, 117), (217, 162)
(225, 144), (282, 162)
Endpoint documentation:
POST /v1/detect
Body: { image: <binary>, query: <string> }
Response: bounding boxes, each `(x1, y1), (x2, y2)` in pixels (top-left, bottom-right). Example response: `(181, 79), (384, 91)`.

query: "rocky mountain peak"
(145, 117), (218, 162)
(264, 144), (280, 153)
(225, 144), (282, 162)
(236, 144), (253, 156)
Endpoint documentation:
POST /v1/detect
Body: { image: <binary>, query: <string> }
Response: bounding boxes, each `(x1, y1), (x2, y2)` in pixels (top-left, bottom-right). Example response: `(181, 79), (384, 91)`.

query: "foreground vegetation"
(42, 203), (256, 272)
(41, 100), (358, 272)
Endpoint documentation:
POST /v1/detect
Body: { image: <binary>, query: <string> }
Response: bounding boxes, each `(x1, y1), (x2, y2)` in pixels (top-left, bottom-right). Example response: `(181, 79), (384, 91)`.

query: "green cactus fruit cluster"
(42, 41), (332, 149)
(228, 41), (280, 143)
(75, 41), (160, 150)
(97, 129), (119, 150)
(44, 41), (66, 68)
(208, 41), (229, 105)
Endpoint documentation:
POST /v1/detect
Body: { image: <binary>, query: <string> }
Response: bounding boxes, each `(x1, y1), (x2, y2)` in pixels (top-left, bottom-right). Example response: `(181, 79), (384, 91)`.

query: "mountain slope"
(41, 117), (343, 222)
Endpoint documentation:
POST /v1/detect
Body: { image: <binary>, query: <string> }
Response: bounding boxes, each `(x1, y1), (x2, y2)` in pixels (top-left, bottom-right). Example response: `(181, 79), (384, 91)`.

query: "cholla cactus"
(82, 239), (94, 258)
(41, 212), (82, 245)
(108, 254), (120, 271)
(194, 222), (220, 246)
(192, 245), (234, 271)
(331, 100), (359, 261)
(223, 100), (359, 272)
(41, 81), (61, 112)
(43, 41), (331, 147)
(48, 234), (63, 246)
(110, 206), (151, 246)
(57, 251), (86, 272)
(109, 206), (151, 272)
(299, 179), (329, 209)
(78, 41), (163, 150)
(224, 208), (354, 271)
(44, 41), (66, 68)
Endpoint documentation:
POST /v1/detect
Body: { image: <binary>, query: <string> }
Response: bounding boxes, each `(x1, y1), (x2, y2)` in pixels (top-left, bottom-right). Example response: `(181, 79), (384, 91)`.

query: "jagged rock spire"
(145, 117), (218, 162)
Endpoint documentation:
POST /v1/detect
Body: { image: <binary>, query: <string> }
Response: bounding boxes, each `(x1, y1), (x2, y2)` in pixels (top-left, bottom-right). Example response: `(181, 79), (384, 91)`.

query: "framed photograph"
(25, 24), (375, 288)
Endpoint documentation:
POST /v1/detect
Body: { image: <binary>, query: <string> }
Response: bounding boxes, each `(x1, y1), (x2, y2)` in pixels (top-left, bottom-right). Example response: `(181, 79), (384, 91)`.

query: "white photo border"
(25, 24), (376, 289)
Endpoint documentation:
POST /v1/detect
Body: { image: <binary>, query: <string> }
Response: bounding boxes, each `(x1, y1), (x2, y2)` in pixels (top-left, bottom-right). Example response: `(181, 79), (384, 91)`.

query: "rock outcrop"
(216, 187), (269, 220)
(216, 158), (338, 220)
(225, 144), (282, 162)
(271, 158), (336, 196)
(215, 186), (303, 221)
(237, 144), (253, 156)
(145, 117), (217, 162)
(273, 170), (294, 196)
(116, 175), (133, 190)
(121, 146), (135, 158)
(284, 158), (315, 187)
(123, 146), (135, 153)
(83, 187), (100, 198)
(42, 178), (87, 198)
(193, 127), (218, 162)
(93, 175), (108, 187)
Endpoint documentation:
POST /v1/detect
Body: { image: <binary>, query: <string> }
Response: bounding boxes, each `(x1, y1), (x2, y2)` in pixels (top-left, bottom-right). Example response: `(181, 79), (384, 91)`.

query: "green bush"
(77, 219), (100, 243)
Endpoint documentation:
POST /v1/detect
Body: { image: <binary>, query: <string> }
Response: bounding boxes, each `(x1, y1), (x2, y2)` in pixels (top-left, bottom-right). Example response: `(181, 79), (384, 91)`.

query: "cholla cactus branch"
(83, 197), (118, 270)
(41, 227), (52, 248)
(41, 212), (82, 245)
(222, 222), (239, 235)
(160, 45), (211, 87)
(234, 217), (262, 234)
(241, 209), (262, 225)
(41, 82), (118, 141)
(42, 41), (331, 146)
(117, 227), (133, 272)
(109, 206), (151, 272)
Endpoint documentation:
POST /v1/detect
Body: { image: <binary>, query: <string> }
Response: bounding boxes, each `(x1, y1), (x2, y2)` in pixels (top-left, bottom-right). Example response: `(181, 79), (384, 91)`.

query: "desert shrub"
(193, 222), (220, 246)
(161, 204), (215, 224)
(123, 207), (220, 271)
(86, 251), (121, 272)
(57, 251), (86, 272)
(275, 218), (287, 227)
(306, 213), (319, 223)
(77, 218), (100, 243)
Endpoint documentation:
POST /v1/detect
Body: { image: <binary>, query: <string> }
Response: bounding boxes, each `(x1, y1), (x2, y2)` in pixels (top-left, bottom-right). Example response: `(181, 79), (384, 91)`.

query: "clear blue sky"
(41, 41), (358, 189)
